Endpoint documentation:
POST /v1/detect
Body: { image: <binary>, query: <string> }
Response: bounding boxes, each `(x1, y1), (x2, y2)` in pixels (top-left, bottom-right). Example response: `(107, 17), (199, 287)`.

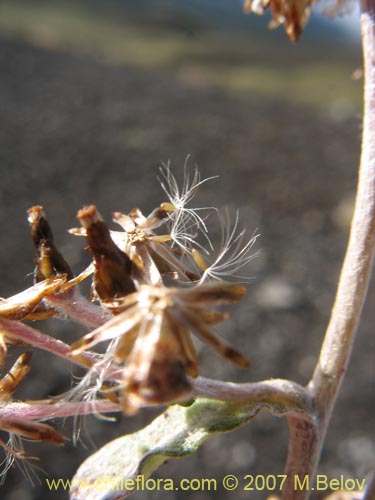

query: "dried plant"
(0, 3), (374, 500)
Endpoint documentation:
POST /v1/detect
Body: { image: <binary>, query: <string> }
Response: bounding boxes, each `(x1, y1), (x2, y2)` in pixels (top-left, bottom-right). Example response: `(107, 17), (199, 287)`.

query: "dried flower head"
(244, 0), (312, 41)
(243, 0), (355, 41)
(64, 166), (257, 414)
(71, 282), (248, 414)
(111, 209), (200, 283)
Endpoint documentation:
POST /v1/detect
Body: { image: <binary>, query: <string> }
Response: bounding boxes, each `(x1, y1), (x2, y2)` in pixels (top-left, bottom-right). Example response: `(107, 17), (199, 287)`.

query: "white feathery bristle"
(157, 159), (218, 253)
(199, 210), (259, 283)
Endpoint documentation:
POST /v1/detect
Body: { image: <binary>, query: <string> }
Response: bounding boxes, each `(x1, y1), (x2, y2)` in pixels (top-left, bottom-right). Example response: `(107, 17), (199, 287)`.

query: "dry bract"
(28, 205), (73, 282)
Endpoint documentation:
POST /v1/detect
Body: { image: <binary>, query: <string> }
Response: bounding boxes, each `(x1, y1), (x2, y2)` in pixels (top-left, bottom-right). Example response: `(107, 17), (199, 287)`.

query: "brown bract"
(0, 276), (67, 322)
(77, 205), (137, 303)
(27, 205), (73, 282)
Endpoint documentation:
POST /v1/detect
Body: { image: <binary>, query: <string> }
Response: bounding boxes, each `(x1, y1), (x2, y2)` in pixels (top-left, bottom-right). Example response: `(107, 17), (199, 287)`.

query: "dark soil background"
(0, 12), (373, 500)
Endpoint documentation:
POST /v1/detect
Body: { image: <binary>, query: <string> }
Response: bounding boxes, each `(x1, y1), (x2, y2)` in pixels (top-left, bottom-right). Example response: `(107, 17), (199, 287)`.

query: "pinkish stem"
(0, 318), (95, 368)
(192, 376), (312, 414)
(47, 289), (110, 328)
(0, 399), (120, 421)
(282, 3), (375, 498)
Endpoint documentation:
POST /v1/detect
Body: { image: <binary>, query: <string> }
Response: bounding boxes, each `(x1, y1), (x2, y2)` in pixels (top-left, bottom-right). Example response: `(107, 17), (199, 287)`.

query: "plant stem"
(282, 4), (375, 498)
(47, 289), (110, 328)
(0, 399), (120, 421)
(0, 318), (95, 368)
(311, 0), (375, 417)
(192, 377), (313, 415)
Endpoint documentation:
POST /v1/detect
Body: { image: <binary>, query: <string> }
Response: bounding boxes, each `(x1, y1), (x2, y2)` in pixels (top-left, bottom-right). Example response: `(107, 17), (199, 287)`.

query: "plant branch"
(0, 374), (313, 428)
(0, 399), (120, 421)
(282, 4), (375, 498)
(311, 0), (375, 413)
(46, 289), (110, 328)
(0, 318), (96, 368)
(193, 376), (318, 490)
(192, 376), (313, 415)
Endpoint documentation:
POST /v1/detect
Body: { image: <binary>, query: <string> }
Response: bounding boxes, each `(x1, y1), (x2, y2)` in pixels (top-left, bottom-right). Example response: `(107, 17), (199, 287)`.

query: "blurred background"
(0, 1), (373, 499)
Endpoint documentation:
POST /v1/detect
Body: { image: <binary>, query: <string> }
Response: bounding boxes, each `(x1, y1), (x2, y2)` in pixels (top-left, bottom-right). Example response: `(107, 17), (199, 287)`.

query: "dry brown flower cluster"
(243, 0), (355, 41)
(0, 167), (257, 475)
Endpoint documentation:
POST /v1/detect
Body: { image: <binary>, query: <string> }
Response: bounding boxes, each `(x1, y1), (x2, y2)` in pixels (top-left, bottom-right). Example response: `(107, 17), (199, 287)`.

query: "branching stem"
(281, 4), (375, 498)
(192, 376), (312, 414)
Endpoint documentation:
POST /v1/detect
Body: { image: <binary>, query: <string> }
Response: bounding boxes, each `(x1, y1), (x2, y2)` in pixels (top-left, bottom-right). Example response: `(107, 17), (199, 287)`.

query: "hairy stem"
(0, 376), (312, 429)
(282, 4), (375, 498)
(0, 319), (96, 368)
(0, 399), (120, 421)
(192, 377), (313, 415)
(47, 289), (110, 328)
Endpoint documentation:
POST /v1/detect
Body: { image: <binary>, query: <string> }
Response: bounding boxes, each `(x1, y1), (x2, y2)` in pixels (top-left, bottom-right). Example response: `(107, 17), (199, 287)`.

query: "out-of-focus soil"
(0, 35), (373, 500)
